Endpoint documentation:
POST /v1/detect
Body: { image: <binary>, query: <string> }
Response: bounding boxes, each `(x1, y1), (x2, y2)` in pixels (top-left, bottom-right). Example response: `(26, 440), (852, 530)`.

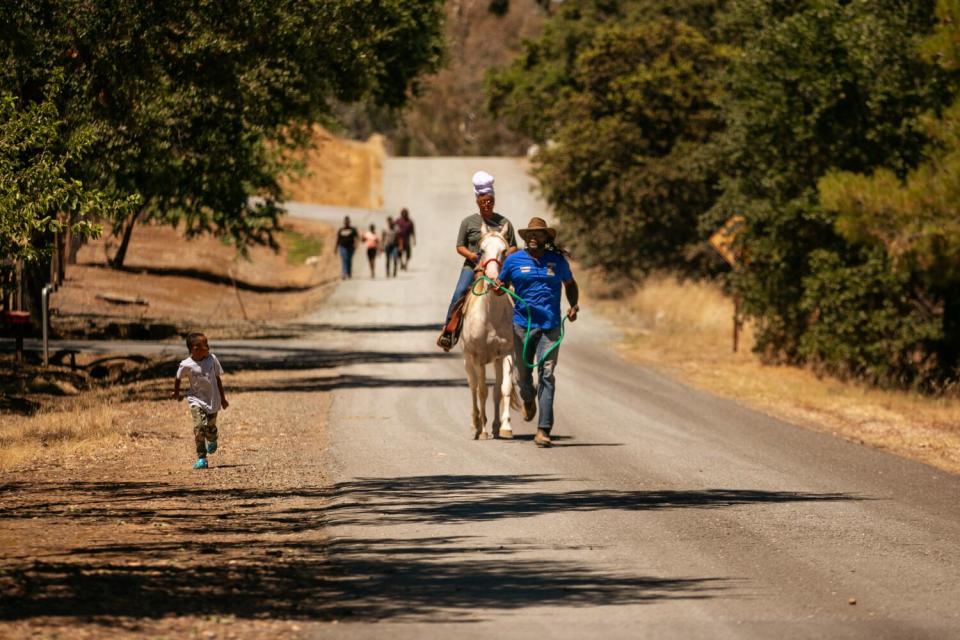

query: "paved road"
(293, 158), (960, 638)
(10, 158), (960, 638)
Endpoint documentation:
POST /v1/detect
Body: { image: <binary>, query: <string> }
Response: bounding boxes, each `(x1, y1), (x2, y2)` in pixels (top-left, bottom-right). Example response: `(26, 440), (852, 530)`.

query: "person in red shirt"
(394, 208), (416, 270)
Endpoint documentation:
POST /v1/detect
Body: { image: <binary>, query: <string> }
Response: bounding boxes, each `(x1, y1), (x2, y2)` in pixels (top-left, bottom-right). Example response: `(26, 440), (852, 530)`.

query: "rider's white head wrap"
(472, 171), (495, 197)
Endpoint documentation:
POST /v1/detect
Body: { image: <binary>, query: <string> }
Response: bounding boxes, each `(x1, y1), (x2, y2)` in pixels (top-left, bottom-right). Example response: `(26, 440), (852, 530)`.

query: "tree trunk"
(941, 291), (960, 382)
(66, 215), (82, 266)
(23, 255), (52, 333)
(52, 224), (66, 285)
(110, 209), (142, 269)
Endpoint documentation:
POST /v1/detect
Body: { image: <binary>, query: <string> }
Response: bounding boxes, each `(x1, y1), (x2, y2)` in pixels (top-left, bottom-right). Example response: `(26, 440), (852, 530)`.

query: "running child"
(171, 332), (229, 469)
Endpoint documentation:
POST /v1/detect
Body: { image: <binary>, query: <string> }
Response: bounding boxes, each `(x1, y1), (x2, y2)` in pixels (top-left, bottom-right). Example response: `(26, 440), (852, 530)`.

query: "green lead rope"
(471, 275), (566, 369)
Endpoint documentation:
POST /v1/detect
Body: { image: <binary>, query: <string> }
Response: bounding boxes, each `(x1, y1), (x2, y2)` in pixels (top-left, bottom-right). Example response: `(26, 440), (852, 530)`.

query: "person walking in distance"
(436, 170), (517, 351)
(495, 217), (579, 447)
(171, 332), (229, 469)
(362, 223), (380, 278)
(336, 216), (359, 279)
(381, 216), (399, 277)
(395, 207), (416, 270)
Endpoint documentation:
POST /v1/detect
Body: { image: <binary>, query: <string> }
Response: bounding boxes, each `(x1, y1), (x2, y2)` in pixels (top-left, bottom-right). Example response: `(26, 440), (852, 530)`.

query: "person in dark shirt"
(336, 216), (359, 279)
(436, 170), (517, 351)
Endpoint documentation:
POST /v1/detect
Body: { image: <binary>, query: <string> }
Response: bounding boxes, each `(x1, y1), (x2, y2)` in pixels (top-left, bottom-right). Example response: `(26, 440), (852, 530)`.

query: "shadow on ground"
(118, 345), (457, 389)
(0, 475), (862, 624)
(84, 263), (320, 293)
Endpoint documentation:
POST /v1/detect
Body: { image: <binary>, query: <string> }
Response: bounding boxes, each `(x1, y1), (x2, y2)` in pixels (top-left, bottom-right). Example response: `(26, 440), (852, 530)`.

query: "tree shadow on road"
(130, 373), (468, 402)
(226, 374), (469, 393)
(0, 475), (861, 625)
(0, 478), (733, 625)
(119, 346), (456, 387)
(319, 474), (864, 526)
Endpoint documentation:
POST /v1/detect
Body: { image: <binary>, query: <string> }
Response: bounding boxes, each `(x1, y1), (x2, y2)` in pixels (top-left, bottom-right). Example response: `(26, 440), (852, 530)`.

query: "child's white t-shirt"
(176, 354), (224, 413)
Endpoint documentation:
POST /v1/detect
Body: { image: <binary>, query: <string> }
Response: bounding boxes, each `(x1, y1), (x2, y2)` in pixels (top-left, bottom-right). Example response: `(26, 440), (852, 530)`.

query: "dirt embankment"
(55, 217), (339, 340)
(48, 125), (385, 341)
(280, 126), (384, 209)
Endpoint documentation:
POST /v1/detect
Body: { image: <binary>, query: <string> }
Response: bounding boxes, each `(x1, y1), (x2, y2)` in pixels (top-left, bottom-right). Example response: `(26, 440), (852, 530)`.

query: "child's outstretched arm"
(217, 375), (229, 409)
(171, 377), (182, 401)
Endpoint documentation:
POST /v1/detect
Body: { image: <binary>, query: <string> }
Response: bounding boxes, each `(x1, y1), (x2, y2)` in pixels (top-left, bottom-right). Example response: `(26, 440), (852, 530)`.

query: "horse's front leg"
(494, 356), (513, 439)
(492, 358), (502, 436)
(465, 358), (484, 439)
(475, 361), (491, 440)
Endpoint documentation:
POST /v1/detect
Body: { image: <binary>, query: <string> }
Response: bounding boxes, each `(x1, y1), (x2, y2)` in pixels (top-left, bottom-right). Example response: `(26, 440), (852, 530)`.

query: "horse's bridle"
(477, 256), (502, 272)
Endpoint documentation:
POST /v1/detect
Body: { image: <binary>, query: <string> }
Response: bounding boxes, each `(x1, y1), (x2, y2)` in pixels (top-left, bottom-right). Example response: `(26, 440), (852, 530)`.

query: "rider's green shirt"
(456, 212), (517, 268)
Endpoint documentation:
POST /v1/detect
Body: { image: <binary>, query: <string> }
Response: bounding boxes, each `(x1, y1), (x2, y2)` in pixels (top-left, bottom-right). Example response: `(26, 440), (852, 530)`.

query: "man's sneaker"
(206, 440), (218, 454)
(534, 428), (552, 448)
(193, 458), (208, 469)
(522, 400), (536, 422)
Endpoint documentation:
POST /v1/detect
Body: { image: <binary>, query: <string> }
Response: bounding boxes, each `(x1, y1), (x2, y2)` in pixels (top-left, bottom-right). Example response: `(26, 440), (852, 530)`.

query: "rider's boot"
(437, 296), (467, 351)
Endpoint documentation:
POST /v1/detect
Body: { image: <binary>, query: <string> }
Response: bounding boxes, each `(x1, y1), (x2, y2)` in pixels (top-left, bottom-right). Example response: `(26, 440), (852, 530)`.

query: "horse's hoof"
(497, 428), (514, 440)
(478, 431), (493, 440)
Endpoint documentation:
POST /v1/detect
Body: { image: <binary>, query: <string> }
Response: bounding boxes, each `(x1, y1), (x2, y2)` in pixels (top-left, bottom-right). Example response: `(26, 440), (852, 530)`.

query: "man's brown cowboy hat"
(518, 217), (557, 242)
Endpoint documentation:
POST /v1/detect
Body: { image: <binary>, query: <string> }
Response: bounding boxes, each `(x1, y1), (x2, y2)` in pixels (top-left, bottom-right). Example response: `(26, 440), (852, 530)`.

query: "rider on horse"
(437, 170), (517, 351)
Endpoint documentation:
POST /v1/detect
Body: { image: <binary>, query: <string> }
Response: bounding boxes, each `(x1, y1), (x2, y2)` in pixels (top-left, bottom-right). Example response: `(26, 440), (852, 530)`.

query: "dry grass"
(0, 384), (178, 472)
(280, 125), (385, 209)
(587, 270), (960, 476)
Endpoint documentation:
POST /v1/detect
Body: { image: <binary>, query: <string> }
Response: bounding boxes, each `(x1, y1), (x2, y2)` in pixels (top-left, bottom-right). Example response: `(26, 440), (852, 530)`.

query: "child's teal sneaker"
(193, 458), (208, 469)
(206, 440), (217, 454)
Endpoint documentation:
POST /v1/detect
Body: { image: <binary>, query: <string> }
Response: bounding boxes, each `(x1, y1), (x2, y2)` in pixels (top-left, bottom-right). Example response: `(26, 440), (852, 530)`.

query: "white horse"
(460, 223), (521, 440)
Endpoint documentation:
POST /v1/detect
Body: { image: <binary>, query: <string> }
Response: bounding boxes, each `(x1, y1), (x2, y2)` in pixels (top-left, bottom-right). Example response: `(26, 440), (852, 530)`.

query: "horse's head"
(477, 221), (510, 281)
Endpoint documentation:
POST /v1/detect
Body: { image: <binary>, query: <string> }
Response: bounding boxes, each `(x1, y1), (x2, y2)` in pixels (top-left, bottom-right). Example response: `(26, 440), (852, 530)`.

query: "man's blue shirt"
(500, 249), (572, 330)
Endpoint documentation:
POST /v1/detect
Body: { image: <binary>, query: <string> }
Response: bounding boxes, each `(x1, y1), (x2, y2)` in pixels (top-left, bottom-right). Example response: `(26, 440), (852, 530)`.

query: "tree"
(816, 0), (960, 382)
(0, 84), (134, 315)
(708, 0), (948, 382)
(488, 0), (726, 144)
(487, 0), (727, 273)
(0, 0), (444, 306)
(533, 18), (724, 273)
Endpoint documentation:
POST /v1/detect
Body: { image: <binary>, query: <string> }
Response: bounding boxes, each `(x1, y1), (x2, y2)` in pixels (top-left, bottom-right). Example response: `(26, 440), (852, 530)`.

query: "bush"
(799, 249), (942, 386)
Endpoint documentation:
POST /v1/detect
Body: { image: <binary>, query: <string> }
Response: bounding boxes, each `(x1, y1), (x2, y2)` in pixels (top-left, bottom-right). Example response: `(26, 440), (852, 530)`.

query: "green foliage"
(814, 0), (960, 381)
(710, 0), (948, 372)
(535, 18), (724, 273)
(798, 248), (941, 385)
(920, 0), (960, 69)
(283, 230), (324, 266)
(488, 1), (727, 273)
(0, 89), (132, 270)
(488, 0), (726, 144)
(0, 0), (444, 262)
(486, 0), (960, 388)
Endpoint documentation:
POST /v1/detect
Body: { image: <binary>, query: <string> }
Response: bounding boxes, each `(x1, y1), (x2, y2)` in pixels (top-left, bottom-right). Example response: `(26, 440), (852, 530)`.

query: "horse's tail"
(510, 376), (522, 411)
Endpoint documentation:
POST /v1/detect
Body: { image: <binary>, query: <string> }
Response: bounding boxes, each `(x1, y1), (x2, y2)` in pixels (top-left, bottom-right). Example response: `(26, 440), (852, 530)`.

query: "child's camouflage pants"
(189, 405), (218, 458)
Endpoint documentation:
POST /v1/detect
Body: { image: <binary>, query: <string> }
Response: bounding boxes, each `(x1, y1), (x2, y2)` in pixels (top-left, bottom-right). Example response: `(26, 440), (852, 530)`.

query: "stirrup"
(437, 333), (454, 351)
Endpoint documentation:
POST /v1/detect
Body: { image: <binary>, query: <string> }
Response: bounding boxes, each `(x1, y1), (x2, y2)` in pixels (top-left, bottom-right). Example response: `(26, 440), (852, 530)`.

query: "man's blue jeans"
(338, 245), (354, 278)
(444, 267), (476, 324)
(513, 324), (561, 430)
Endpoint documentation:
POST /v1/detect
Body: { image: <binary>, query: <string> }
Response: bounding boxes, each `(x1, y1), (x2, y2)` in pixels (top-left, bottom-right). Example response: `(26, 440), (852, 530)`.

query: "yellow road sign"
(709, 215), (745, 267)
